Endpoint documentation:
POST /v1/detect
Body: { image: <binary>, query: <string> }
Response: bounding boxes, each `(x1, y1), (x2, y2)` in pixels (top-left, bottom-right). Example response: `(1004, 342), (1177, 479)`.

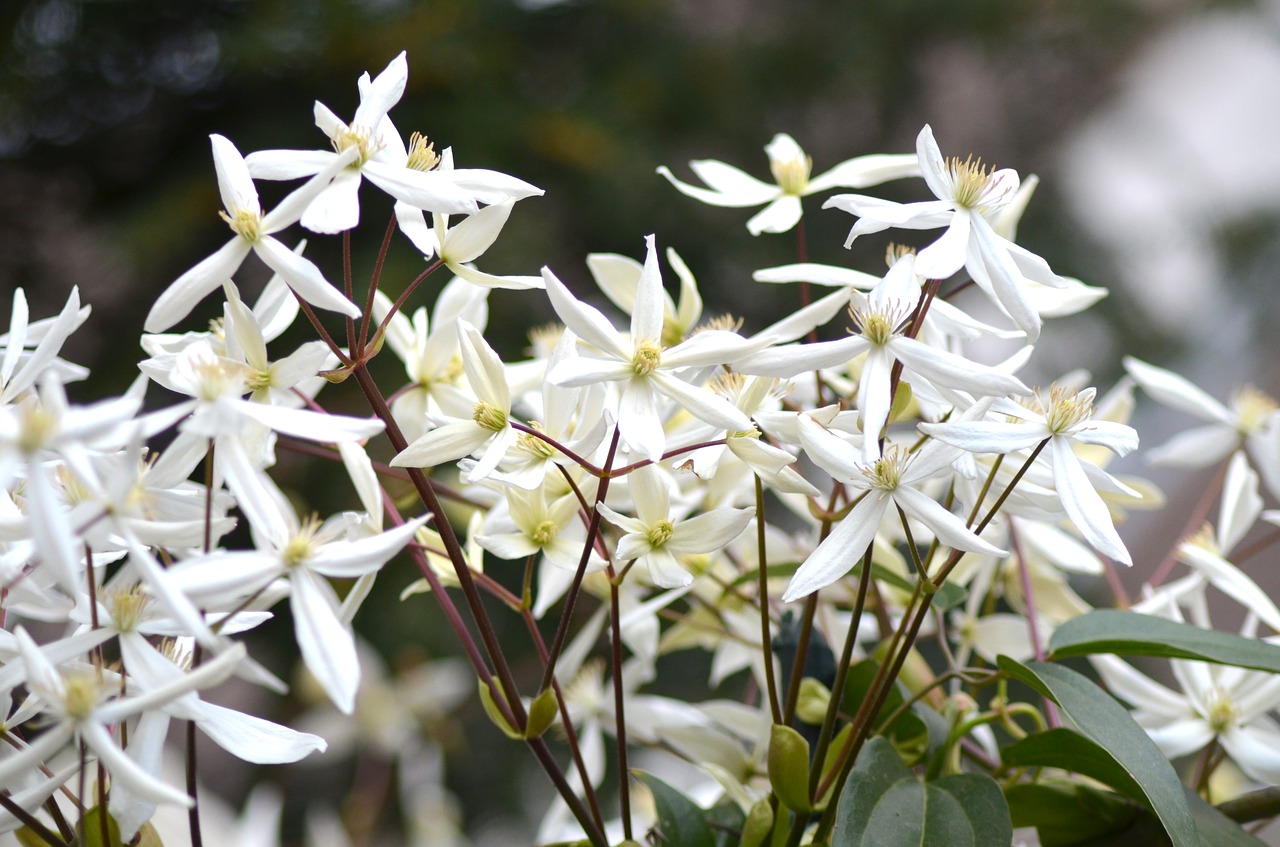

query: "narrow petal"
(391, 421), (491, 468)
(894, 485), (1005, 556)
(83, 721), (193, 808)
(292, 569), (361, 713)
(806, 153), (921, 193)
(656, 163), (778, 208)
(253, 236), (360, 318)
(746, 196), (803, 235)
(1050, 436), (1131, 564)
(668, 508), (754, 554)
(735, 335), (870, 378)
(233, 399), (383, 443)
(352, 52), (407, 129)
(299, 169), (362, 234)
(363, 162), (478, 216)
(145, 238), (251, 333)
(192, 700), (327, 763)
(440, 201), (513, 264)
(890, 336), (1029, 399)
(1123, 357), (1233, 424)
(542, 269), (631, 361)
(210, 134), (259, 217)
(918, 420), (1049, 454)
(783, 493), (889, 602)
(631, 235), (665, 344)
(651, 371), (751, 431)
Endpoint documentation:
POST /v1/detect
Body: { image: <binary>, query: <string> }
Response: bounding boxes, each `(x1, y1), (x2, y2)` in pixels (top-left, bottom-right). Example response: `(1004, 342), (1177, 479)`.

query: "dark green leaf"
(634, 771), (715, 847)
(1005, 781), (1140, 847)
(1048, 610), (1280, 673)
(997, 657), (1197, 847)
(1001, 728), (1145, 803)
(832, 737), (1011, 847)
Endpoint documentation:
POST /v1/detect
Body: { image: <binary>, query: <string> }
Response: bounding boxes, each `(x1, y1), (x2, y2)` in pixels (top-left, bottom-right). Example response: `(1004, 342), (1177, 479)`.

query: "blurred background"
(3, 0), (1280, 843)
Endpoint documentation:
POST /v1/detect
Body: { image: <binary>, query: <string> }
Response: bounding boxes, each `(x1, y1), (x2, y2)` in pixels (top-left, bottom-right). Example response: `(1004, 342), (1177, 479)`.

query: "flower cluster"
(4, 51), (1280, 847)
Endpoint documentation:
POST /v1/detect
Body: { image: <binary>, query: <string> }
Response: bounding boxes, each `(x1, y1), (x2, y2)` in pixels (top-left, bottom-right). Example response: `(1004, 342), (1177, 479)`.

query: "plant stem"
(755, 474), (782, 725)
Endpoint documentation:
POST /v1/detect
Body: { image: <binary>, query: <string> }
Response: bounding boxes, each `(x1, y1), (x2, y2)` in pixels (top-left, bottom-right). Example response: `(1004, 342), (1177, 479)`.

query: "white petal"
(299, 169), (363, 234)
(391, 421), (491, 468)
(145, 238), (251, 333)
(292, 569), (361, 713)
(253, 236), (360, 318)
(1123, 357), (1233, 424)
(1050, 436), (1131, 564)
(656, 163), (778, 208)
(542, 268), (630, 361)
(191, 700), (327, 763)
(83, 721), (192, 808)
(440, 200), (513, 264)
(631, 235), (665, 344)
(746, 196), (803, 235)
(210, 134), (259, 217)
(668, 508), (754, 554)
(894, 485), (1005, 556)
(784, 493), (888, 602)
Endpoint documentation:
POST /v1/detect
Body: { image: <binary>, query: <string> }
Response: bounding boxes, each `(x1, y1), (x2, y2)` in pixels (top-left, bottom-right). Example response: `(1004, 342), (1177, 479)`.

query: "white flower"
(166, 500), (429, 714)
(920, 385), (1139, 564)
(825, 125), (1068, 341)
(785, 419), (1005, 601)
(739, 254), (1030, 461)
(390, 320), (518, 483)
(544, 235), (763, 461)
(145, 135), (361, 333)
(1124, 356), (1280, 497)
(597, 465), (754, 588)
(658, 133), (918, 235)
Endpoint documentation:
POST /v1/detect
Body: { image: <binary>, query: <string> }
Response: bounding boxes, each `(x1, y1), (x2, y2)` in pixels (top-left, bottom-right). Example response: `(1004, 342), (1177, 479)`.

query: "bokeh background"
(4, 0), (1280, 843)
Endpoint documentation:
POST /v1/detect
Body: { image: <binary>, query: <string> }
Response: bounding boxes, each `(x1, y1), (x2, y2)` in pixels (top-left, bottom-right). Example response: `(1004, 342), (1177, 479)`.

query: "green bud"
(478, 678), (523, 740)
(740, 797), (775, 847)
(796, 677), (832, 725)
(768, 723), (813, 813)
(525, 687), (560, 739)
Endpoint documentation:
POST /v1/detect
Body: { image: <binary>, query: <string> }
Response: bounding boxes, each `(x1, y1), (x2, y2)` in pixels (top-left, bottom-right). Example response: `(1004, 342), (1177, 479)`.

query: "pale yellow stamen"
(473, 401), (508, 432)
(517, 423), (557, 459)
(282, 516), (323, 568)
(406, 132), (441, 172)
(333, 125), (377, 166)
(220, 208), (262, 242)
(107, 584), (152, 633)
(646, 519), (674, 548)
(771, 152), (812, 196)
(530, 520), (557, 547)
(861, 445), (911, 491)
(17, 400), (55, 454)
(62, 674), (102, 722)
(632, 343), (662, 377)
(1205, 688), (1239, 734)
(850, 301), (913, 346)
(947, 155), (998, 210)
(1232, 385), (1277, 435)
(1029, 385), (1094, 435)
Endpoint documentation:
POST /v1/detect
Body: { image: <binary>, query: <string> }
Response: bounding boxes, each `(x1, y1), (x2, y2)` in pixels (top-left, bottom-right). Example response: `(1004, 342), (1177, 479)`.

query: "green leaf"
(707, 800), (747, 847)
(832, 736), (1012, 847)
(1004, 781), (1139, 847)
(634, 770), (715, 847)
(1048, 609), (1280, 673)
(1001, 728), (1146, 803)
(997, 657), (1197, 847)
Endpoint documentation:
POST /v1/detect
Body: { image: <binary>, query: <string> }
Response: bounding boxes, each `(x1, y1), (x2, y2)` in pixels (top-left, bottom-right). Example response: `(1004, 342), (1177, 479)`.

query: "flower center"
(862, 445), (910, 491)
(530, 520), (557, 547)
(334, 125), (377, 166)
(1205, 688), (1239, 735)
(282, 516), (323, 568)
(632, 342), (662, 377)
(16, 399), (55, 455)
(406, 132), (441, 172)
(517, 423), (557, 459)
(472, 401), (508, 432)
(947, 155), (1002, 211)
(1031, 385), (1094, 435)
(850, 301), (912, 347)
(1232, 385), (1277, 435)
(770, 152), (812, 196)
(646, 519), (674, 548)
(62, 673), (103, 722)
(220, 208), (263, 242)
(246, 369), (273, 392)
(107, 584), (152, 633)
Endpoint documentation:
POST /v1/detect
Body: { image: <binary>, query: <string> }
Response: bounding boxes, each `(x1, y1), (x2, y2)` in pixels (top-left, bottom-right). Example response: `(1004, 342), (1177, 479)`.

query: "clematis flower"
(0, 628), (246, 808)
(1124, 356), (1280, 497)
(390, 320), (519, 483)
(658, 133), (918, 235)
(920, 385), (1139, 564)
(543, 235), (763, 461)
(145, 135), (362, 333)
(165, 495), (429, 714)
(785, 416), (1005, 601)
(597, 464), (754, 588)
(738, 253), (1030, 461)
(825, 125), (1068, 341)
(1092, 586), (1280, 786)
